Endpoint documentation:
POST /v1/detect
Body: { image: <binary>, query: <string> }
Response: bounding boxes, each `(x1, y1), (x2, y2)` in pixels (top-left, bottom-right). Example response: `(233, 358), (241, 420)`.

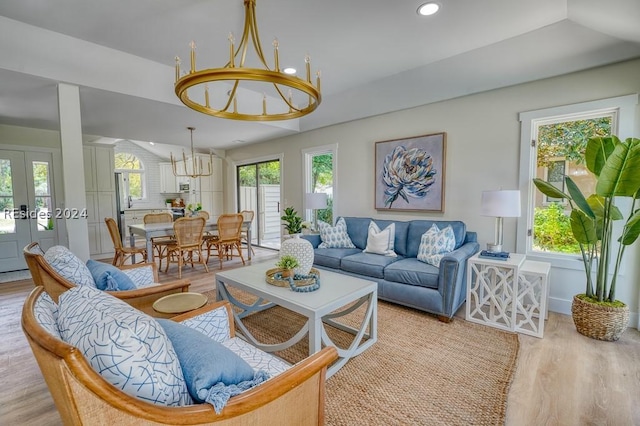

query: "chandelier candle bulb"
(262, 94), (266, 115)
(189, 41), (196, 73)
(174, 57), (181, 82)
(305, 55), (311, 83)
(204, 85), (210, 108)
(273, 38), (280, 71)
(229, 33), (235, 67)
(316, 70), (321, 91)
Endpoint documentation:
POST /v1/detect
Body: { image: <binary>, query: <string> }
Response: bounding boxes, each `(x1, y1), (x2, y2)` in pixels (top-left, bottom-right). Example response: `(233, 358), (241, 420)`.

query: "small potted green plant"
(276, 255), (299, 278)
(281, 206), (303, 235)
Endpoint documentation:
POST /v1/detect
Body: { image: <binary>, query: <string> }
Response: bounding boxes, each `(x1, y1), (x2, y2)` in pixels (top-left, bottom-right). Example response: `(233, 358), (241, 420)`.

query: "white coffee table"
(215, 263), (378, 378)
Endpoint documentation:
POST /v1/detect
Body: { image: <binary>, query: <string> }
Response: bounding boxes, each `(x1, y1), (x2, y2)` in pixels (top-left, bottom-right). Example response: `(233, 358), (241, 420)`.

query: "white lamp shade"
(306, 192), (328, 209)
(480, 190), (521, 217)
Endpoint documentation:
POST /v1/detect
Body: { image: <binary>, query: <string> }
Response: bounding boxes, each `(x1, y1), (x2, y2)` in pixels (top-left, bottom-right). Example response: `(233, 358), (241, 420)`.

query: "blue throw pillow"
(157, 319), (269, 414)
(86, 259), (137, 291)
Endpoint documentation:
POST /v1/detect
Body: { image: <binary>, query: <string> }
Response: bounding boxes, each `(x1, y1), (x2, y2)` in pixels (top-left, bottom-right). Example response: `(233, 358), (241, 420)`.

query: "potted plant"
(533, 135), (640, 341)
(281, 206), (303, 235)
(276, 255), (299, 278)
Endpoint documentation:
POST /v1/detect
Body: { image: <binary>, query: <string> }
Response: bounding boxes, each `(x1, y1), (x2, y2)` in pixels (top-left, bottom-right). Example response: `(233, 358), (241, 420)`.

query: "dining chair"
(143, 212), (175, 271)
(164, 216), (209, 278)
(105, 217), (147, 266)
(205, 213), (245, 268)
(239, 210), (255, 256)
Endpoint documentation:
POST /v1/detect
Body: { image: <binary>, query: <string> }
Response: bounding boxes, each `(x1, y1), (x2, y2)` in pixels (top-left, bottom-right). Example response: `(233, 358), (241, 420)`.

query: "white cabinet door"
(83, 147), (96, 192)
(159, 163), (178, 193)
(87, 223), (100, 255)
(95, 146), (115, 192)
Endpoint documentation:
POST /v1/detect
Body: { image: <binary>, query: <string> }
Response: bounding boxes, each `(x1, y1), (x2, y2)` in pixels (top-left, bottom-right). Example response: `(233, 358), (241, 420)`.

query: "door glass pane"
(129, 173), (143, 198)
(33, 161), (54, 231)
(311, 153), (333, 225)
(0, 159), (16, 234)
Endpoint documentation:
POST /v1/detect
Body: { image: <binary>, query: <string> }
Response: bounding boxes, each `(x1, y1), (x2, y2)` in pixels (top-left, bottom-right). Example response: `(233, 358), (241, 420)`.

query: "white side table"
(466, 253), (525, 332)
(465, 253), (551, 338)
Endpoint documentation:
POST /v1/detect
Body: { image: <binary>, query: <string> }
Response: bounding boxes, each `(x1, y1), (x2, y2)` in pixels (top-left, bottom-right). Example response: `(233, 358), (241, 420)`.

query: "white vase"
(280, 234), (314, 275)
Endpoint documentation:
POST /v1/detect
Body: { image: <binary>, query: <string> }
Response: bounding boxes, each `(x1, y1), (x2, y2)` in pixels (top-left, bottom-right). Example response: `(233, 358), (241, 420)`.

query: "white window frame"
(302, 144), (338, 224)
(114, 152), (146, 201)
(517, 94), (637, 269)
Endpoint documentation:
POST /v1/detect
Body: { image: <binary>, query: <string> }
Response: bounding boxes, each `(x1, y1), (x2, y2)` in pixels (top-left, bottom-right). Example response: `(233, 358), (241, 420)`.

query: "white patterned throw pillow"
(44, 245), (96, 288)
(417, 224), (455, 267)
(318, 217), (356, 249)
(121, 264), (156, 287)
(57, 286), (192, 406)
(363, 221), (397, 257)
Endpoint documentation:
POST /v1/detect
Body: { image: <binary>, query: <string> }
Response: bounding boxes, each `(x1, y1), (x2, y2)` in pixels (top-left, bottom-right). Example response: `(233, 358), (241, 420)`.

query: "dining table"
(128, 219), (252, 264)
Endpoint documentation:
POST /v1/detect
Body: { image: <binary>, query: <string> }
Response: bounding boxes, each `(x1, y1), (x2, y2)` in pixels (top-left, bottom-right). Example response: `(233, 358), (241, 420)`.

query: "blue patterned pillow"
(57, 286), (192, 406)
(86, 260), (137, 291)
(417, 224), (455, 267)
(318, 217), (356, 249)
(44, 245), (95, 288)
(158, 319), (268, 414)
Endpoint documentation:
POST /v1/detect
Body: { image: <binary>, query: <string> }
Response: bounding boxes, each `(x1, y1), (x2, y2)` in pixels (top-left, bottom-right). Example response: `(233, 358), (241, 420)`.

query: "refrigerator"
(114, 172), (127, 243)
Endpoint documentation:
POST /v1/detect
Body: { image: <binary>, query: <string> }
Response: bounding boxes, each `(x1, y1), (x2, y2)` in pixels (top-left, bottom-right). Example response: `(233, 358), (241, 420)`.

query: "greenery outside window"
(115, 153), (145, 200)
(303, 145), (336, 226)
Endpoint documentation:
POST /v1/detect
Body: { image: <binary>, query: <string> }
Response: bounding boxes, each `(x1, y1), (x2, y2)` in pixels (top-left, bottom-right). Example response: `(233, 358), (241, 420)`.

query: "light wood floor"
(1, 248), (639, 425)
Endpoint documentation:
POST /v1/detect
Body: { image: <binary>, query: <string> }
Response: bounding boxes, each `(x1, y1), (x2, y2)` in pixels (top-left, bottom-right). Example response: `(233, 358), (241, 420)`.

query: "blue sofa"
(302, 217), (480, 322)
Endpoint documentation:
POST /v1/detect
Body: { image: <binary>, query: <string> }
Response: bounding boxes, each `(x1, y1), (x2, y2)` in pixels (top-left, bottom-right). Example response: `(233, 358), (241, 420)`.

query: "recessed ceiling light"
(149, 141), (155, 145)
(417, 2), (440, 16)
(283, 67), (297, 75)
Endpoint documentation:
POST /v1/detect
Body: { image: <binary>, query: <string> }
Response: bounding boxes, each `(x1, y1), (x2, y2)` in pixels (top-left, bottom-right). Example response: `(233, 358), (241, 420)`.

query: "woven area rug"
(203, 290), (519, 425)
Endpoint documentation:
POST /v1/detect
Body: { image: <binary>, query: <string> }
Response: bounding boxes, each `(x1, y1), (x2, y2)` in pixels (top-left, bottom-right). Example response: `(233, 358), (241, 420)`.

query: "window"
(115, 153), (145, 200)
(33, 161), (54, 231)
(303, 144), (337, 226)
(517, 94), (637, 266)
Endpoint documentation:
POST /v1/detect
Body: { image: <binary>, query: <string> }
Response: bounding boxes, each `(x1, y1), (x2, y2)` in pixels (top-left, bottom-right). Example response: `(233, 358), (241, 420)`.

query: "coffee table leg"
(321, 291), (378, 378)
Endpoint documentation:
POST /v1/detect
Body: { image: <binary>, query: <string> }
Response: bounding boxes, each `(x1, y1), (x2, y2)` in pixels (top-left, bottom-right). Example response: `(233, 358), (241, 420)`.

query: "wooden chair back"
(104, 217), (123, 250)
(217, 214), (244, 243)
(21, 286), (337, 425)
(173, 216), (206, 249)
(143, 212), (173, 224)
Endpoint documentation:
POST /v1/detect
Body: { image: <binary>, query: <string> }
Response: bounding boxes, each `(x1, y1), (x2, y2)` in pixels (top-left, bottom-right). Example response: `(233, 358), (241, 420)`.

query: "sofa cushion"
(86, 259), (137, 291)
(179, 305), (232, 343)
(222, 337), (290, 377)
(318, 217), (356, 249)
(341, 252), (403, 279)
(121, 265), (156, 287)
(363, 221), (397, 257)
(34, 291), (61, 339)
(57, 286), (191, 406)
(417, 224), (456, 267)
(407, 220), (466, 257)
(44, 245), (96, 288)
(157, 319), (268, 414)
(313, 248), (362, 269)
(384, 258), (440, 289)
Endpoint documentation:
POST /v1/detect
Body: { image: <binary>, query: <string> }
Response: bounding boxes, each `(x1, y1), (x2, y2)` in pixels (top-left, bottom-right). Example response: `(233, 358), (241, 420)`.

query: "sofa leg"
(437, 315), (453, 323)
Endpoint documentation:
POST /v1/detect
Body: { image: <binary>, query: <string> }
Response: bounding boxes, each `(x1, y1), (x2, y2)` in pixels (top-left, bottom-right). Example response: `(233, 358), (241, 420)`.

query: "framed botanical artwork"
(374, 132), (446, 212)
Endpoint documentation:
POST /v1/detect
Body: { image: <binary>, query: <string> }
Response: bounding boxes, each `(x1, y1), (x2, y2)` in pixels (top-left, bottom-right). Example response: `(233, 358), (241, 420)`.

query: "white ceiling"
(1, 0), (639, 158)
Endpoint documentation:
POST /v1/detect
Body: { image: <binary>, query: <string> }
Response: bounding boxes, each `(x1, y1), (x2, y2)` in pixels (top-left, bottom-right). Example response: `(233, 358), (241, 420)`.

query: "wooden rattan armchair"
(143, 212), (175, 271)
(163, 216), (210, 278)
(105, 217), (147, 266)
(205, 214), (246, 268)
(22, 286), (338, 425)
(23, 242), (190, 317)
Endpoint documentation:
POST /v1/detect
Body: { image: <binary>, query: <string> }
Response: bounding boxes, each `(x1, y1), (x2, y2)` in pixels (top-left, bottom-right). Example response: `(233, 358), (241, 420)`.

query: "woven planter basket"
(571, 295), (629, 341)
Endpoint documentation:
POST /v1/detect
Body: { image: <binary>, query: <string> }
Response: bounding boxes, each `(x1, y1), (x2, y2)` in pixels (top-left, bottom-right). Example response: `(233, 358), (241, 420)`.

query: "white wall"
(225, 58), (640, 321)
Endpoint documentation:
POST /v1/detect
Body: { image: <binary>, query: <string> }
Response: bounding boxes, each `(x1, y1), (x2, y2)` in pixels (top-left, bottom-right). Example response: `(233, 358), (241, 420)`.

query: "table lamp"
(480, 189), (521, 253)
(306, 192), (328, 231)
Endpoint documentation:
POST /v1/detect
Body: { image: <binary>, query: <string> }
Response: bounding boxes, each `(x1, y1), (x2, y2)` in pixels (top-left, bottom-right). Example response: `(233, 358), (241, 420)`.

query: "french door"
(0, 150), (57, 272)
(237, 159), (281, 249)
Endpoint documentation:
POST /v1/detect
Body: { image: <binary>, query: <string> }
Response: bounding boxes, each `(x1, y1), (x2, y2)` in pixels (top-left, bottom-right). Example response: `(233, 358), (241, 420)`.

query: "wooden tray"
(265, 267), (320, 288)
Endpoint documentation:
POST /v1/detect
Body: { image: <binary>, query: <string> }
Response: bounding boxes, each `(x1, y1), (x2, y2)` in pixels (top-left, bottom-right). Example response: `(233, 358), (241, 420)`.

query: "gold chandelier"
(174, 0), (321, 121)
(171, 127), (213, 178)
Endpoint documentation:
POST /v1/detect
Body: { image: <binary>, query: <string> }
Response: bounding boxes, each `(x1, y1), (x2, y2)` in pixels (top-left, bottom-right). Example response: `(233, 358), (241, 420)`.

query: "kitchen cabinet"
(186, 155), (223, 215)
(84, 144), (116, 257)
(159, 162), (179, 194)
